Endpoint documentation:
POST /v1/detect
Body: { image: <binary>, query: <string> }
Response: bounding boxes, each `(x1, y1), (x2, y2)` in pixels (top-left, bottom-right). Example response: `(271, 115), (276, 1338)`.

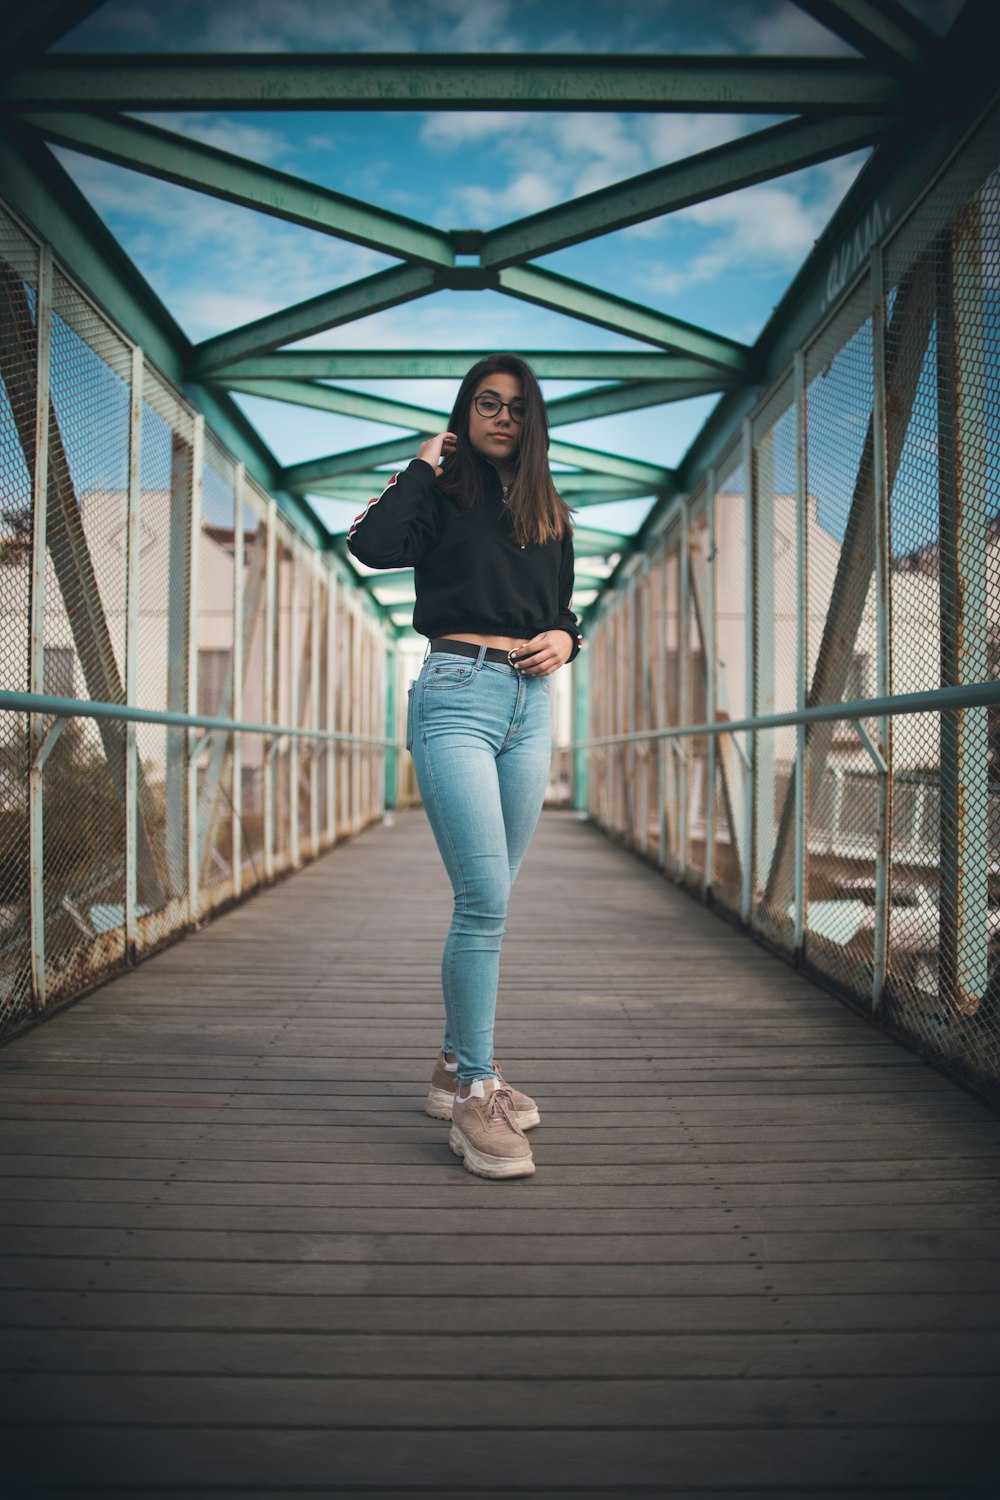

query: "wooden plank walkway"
(1, 808), (998, 1499)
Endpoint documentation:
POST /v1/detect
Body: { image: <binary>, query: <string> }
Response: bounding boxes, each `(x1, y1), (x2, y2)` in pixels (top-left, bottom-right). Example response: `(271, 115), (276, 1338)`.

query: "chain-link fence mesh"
(195, 430), (236, 912)
(802, 276), (880, 997)
(583, 97), (1000, 1099)
(135, 365), (192, 952)
(878, 109), (1000, 1089)
(709, 437), (748, 920)
(751, 379), (797, 950)
(42, 268), (131, 1003)
(0, 209), (39, 1032)
(0, 200), (391, 1040)
(685, 492), (710, 883)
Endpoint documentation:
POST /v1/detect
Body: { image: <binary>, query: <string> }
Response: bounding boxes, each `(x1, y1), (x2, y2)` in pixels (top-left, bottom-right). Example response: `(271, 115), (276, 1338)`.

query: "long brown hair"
(436, 354), (572, 548)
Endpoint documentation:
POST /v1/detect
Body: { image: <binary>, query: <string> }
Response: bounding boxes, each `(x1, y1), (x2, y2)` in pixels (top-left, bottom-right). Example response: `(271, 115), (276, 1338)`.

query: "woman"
(347, 354), (581, 1180)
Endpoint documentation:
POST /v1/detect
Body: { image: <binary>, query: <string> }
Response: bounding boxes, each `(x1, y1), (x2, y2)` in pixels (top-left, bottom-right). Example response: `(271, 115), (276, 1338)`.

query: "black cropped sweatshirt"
(346, 456), (582, 660)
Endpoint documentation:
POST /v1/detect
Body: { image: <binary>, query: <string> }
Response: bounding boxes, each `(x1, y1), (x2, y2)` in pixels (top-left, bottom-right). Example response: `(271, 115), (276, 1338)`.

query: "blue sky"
(49, 0), (965, 555)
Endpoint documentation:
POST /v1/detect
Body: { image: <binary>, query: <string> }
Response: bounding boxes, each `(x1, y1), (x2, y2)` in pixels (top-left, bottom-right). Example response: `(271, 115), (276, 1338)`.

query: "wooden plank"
(3, 1422), (996, 1493)
(2, 1370), (998, 1431)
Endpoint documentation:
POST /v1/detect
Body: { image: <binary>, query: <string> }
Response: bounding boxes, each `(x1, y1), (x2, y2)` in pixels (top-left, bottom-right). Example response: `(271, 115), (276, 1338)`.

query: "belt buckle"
(506, 648), (519, 668)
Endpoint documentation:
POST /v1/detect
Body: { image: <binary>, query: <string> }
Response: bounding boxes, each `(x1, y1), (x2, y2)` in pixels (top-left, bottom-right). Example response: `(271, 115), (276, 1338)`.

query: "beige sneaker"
(425, 1050), (540, 1129)
(449, 1078), (536, 1179)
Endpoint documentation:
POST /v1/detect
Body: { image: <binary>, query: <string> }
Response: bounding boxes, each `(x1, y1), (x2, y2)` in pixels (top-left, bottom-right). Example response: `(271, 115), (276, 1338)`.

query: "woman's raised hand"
(417, 431), (457, 475)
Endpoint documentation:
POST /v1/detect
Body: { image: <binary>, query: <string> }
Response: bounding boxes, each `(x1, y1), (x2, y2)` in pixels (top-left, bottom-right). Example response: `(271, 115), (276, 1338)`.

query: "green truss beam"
(498, 265), (753, 372)
(207, 351), (728, 381)
(20, 111), (455, 267)
(546, 378), (731, 426)
(1, 54), (907, 114)
(794, 0), (935, 74)
(288, 437), (424, 484)
(284, 425), (674, 489)
(222, 373), (731, 429)
(481, 114), (891, 267)
(223, 378), (675, 489)
(189, 265), (437, 373)
(223, 377), (448, 430)
(305, 471), (648, 501)
(572, 526), (632, 555)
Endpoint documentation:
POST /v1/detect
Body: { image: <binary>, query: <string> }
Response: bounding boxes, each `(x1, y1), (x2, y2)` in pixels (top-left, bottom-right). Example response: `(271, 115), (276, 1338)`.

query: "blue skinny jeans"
(408, 647), (552, 1084)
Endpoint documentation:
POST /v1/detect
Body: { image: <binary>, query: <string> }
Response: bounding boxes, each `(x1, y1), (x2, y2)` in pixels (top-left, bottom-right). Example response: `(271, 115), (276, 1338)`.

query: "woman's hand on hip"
(511, 631), (572, 676)
(416, 431), (457, 475)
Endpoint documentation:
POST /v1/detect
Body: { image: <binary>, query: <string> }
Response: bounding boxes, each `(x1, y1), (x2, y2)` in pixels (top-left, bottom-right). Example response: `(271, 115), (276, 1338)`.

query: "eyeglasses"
(473, 393), (527, 423)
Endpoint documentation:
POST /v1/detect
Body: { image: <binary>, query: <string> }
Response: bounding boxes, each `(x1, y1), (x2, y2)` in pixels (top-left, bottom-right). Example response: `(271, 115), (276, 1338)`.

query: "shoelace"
(484, 1082), (522, 1135)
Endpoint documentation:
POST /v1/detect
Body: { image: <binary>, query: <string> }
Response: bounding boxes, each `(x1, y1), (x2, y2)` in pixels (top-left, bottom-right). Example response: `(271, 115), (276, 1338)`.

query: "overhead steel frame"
(4, 0), (984, 631)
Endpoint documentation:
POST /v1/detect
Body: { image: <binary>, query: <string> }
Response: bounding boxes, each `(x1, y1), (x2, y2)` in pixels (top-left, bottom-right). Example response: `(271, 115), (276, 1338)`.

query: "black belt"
(429, 637), (521, 667)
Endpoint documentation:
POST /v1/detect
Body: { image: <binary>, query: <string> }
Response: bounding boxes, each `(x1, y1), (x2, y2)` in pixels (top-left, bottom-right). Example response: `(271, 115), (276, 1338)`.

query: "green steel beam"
(188, 264), (438, 374)
(224, 378), (675, 490)
(1, 54), (907, 114)
(499, 265), (753, 372)
(221, 377), (446, 430)
(305, 470), (648, 501)
(20, 111), (455, 268)
(210, 351), (737, 381)
(223, 372), (713, 442)
(286, 427), (673, 488)
(794, 0), (935, 74)
(481, 114), (891, 268)
(287, 437), (421, 485)
(573, 526), (631, 555)
(546, 378), (731, 426)
(0, 121), (190, 386)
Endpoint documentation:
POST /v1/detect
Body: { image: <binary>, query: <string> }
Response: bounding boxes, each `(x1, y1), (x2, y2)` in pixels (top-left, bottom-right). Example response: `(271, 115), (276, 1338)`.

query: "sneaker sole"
(426, 1085), (541, 1130)
(448, 1123), (535, 1179)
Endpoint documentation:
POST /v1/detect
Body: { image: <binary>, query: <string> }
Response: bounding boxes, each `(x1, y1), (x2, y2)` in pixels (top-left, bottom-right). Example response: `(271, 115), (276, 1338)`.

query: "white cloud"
(55, 151), (391, 341)
(197, 0), (517, 53)
(731, 4), (856, 55)
(639, 156), (864, 297)
(452, 170), (564, 220)
(134, 113), (294, 167)
(639, 112), (765, 166)
(420, 112), (544, 150)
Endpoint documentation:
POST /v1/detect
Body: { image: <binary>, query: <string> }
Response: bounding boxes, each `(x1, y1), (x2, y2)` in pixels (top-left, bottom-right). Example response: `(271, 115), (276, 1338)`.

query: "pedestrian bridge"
(1, 2), (999, 1494)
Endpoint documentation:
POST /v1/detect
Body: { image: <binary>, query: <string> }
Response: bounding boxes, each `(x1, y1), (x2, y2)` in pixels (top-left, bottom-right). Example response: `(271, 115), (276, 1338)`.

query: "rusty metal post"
(309, 557), (321, 854)
(263, 497), (277, 882)
(678, 500), (690, 872)
(870, 250), (892, 1009)
(186, 413), (203, 923)
(289, 545), (301, 868)
(326, 570), (337, 843)
(937, 203), (990, 1014)
(793, 352), (807, 955)
(27, 243), (52, 1010)
(124, 342), (142, 958)
(705, 471), (717, 896)
(741, 417), (755, 924)
(231, 462), (245, 898)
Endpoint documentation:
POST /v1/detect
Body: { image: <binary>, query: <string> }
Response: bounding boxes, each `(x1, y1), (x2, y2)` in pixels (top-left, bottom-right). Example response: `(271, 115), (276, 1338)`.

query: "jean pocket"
(423, 662), (475, 690)
(405, 681), (415, 751)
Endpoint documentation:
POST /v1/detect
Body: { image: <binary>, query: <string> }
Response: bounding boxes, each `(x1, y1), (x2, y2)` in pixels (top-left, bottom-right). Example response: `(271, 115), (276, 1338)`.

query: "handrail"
(0, 690), (395, 747)
(563, 678), (1000, 750)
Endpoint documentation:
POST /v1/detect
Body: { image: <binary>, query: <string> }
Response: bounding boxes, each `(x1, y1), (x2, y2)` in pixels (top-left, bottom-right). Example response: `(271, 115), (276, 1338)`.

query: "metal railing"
(1, 198), (394, 1037)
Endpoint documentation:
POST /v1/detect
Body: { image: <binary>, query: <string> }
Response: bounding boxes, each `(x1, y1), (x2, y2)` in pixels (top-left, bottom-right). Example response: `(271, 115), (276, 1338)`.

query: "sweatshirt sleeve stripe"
(346, 472), (398, 542)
